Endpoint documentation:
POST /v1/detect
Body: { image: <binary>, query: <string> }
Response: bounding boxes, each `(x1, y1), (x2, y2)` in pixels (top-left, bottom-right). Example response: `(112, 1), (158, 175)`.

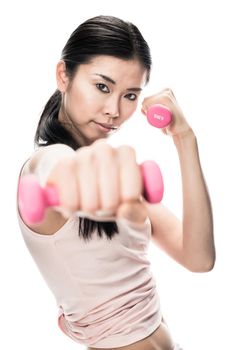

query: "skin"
(23, 55), (214, 350)
(53, 56), (179, 350)
(53, 56), (149, 218)
(56, 56), (147, 146)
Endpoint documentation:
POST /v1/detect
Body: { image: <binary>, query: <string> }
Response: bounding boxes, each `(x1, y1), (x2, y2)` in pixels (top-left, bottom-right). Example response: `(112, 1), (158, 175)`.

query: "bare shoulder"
(142, 199), (186, 267)
(18, 149), (69, 235)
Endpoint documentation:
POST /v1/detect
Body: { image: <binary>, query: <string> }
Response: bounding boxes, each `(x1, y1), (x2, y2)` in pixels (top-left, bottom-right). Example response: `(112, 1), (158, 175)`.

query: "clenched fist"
(46, 140), (147, 223)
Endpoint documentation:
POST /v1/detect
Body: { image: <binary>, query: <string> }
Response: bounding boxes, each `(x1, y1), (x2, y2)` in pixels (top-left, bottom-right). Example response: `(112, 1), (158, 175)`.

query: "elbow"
(185, 249), (216, 273)
(187, 256), (216, 273)
(184, 238), (216, 273)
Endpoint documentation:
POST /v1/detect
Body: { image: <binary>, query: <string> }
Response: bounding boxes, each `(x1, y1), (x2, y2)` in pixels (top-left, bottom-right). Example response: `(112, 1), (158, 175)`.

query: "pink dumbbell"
(146, 104), (172, 128)
(18, 160), (164, 225)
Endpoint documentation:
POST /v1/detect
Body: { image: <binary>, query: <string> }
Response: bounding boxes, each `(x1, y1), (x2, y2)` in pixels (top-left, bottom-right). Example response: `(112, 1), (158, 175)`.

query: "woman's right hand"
(45, 140), (147, 223)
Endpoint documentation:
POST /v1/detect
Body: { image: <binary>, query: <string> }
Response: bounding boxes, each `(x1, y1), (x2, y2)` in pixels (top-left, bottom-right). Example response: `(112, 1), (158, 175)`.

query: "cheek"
(68, 86), (101, 119)
(121, 101), (138, 120)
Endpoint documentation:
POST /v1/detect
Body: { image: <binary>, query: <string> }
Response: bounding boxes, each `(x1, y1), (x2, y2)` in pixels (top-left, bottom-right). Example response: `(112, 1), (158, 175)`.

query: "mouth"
(94, 122), (118, 133)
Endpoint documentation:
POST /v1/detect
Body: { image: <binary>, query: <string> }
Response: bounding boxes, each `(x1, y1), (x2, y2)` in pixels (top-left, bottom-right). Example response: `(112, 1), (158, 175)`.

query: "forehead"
(77, 55), (147, 86)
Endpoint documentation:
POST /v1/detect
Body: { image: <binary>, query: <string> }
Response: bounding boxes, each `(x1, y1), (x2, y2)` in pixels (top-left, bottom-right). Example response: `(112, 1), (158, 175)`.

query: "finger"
(76, 148), (99, 212)
(47, 157), (80, 217)
(117, 146), (143, 202)
(142, 88), (176, 111)
(94, 143), (120, 212)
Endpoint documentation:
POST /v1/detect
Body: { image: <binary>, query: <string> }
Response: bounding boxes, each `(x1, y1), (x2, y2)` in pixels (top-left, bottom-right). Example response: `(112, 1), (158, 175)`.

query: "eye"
(96, 83), (110, 93)
(125, 93), (137, 101)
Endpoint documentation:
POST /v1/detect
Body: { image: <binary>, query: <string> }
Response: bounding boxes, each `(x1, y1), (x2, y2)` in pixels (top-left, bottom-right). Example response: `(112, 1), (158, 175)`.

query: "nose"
(103, 95), (120, 118)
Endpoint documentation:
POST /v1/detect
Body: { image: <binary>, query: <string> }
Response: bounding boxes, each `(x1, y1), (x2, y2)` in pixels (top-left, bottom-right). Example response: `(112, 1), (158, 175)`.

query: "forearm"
(173, 128), (216, 272)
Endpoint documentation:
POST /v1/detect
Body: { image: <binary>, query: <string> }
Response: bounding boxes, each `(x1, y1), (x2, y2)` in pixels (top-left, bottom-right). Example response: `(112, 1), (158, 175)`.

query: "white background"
(0, 0), (233, 349)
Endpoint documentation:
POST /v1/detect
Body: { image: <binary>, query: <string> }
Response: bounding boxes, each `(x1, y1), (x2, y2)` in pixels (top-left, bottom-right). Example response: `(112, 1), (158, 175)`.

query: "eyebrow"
(92, 73), (142, 92)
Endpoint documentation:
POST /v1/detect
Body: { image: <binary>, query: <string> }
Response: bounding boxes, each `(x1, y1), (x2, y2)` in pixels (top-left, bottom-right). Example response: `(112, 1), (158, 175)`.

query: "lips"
(95, 122), (118, 130)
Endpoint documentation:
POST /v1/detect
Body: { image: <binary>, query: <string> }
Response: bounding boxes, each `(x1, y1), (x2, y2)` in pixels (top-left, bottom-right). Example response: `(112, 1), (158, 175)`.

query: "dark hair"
(34, 15), (152, 242)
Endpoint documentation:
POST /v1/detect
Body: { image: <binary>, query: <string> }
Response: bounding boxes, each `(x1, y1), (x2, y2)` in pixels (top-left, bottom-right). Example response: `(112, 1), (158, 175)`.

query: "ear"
(56, 60), (69, 93)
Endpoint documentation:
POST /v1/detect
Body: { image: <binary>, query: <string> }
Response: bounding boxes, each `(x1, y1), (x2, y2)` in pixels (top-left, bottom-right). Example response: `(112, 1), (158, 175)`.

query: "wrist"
(172, 127), (196, 145)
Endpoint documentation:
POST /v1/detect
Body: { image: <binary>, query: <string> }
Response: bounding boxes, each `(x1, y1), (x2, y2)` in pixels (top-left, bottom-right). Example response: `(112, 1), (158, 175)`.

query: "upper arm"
(142, 199), (186, 268)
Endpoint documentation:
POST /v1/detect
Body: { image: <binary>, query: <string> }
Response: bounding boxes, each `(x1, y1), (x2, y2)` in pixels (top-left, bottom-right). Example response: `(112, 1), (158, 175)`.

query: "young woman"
(17, 15), (215, 350)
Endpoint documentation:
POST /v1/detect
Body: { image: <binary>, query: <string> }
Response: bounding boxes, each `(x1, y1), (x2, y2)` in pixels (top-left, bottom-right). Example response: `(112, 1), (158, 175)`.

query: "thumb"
(116, 198), (148, 225)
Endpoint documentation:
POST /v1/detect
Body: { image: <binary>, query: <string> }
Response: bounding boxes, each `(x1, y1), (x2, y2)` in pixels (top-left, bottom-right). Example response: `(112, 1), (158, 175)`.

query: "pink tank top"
(17, 207), (162, 348)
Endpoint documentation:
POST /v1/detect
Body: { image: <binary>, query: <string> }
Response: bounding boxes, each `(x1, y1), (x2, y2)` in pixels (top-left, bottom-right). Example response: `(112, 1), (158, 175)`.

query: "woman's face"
(57, 55), (147, 146)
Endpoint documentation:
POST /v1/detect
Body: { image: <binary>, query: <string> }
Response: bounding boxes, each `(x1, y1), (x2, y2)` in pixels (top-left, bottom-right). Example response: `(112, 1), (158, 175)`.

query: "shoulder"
(18, 145), (73, 235)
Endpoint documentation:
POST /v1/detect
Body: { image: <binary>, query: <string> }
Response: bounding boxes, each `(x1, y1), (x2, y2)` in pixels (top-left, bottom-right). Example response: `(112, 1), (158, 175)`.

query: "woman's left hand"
(141, 88), (192, 137)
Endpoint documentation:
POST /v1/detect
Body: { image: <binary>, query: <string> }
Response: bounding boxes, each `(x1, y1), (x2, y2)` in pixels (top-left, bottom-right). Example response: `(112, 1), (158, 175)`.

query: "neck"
(58, 105), (91, 147)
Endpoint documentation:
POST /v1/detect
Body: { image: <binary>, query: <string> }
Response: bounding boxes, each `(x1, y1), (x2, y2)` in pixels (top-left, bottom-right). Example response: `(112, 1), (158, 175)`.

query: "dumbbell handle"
(18, 160), (164, 225)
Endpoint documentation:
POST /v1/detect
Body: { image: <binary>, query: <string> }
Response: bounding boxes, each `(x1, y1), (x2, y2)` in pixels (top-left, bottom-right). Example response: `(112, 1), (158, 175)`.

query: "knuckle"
(61, 156), (76, 170)
(94, 142), (114, 155)
(76, 147), (93, 162)
(117, 145), (136, 158)
(94, 146), (116, 163)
